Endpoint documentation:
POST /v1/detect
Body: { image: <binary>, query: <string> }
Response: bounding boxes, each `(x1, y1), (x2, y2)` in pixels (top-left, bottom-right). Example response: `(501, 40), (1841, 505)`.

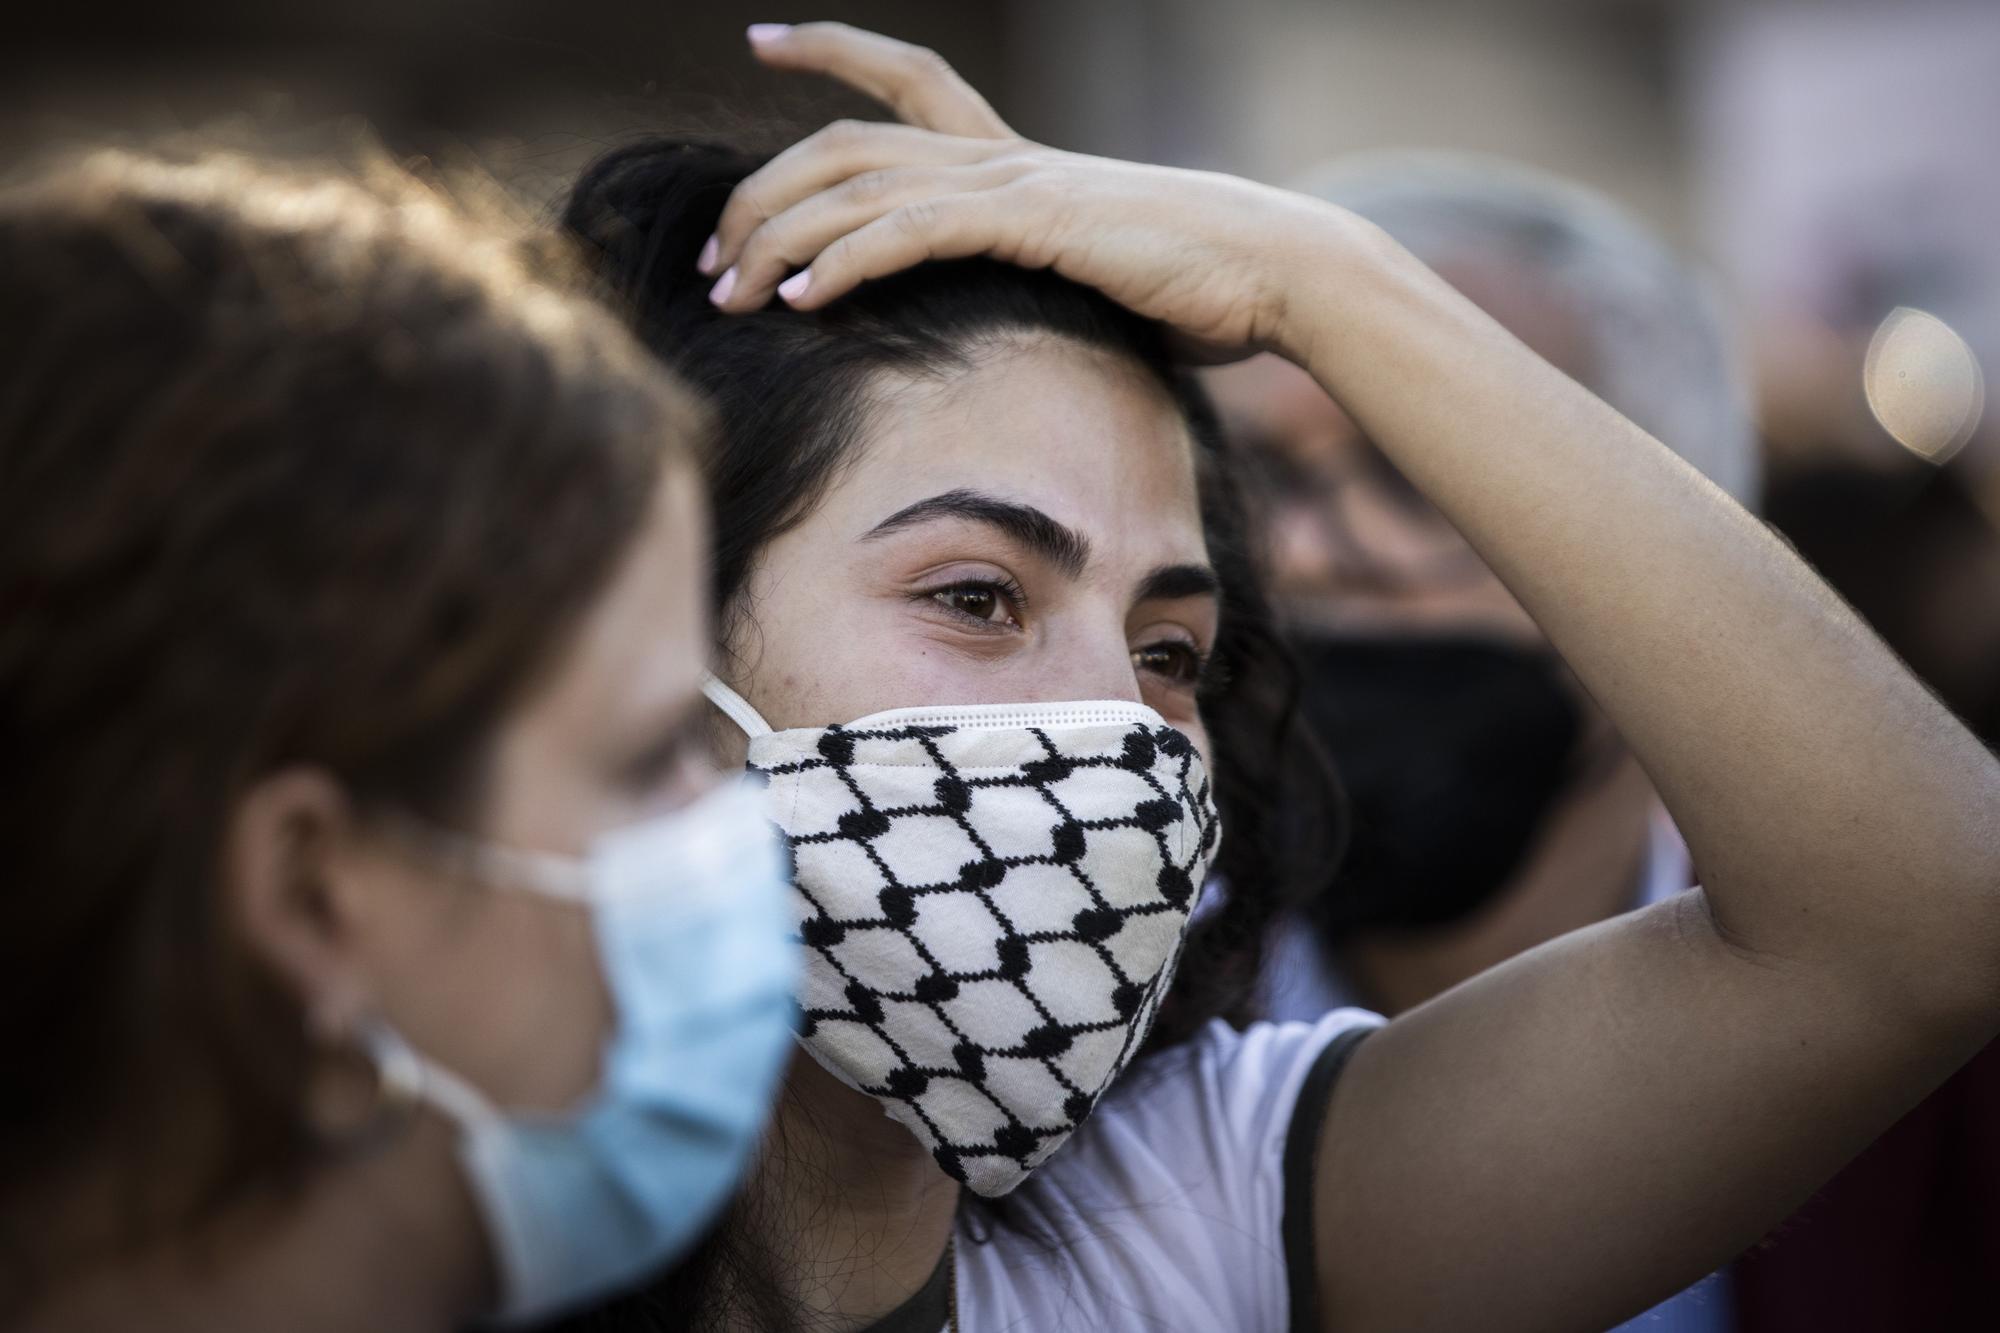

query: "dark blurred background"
(9, 0), (1995, 506)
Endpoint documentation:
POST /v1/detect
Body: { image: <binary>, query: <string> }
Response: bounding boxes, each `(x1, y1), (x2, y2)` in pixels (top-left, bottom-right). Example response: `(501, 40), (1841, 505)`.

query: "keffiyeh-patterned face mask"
(705, 678), (1221, 1197)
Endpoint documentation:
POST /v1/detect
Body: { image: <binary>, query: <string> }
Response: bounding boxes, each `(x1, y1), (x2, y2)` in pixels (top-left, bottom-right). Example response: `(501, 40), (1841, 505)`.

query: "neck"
(23, 1113), (490, 1333)
(1342, 750), (1659, 1015)
(717, 1051), (960, 1332)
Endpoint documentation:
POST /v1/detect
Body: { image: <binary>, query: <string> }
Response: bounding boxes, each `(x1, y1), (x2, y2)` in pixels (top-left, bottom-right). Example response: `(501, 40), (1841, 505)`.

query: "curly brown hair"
(0, 149), (706, 1296)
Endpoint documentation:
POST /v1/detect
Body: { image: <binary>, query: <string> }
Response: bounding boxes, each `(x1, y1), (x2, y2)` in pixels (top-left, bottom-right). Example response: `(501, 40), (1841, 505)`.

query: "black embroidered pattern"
(754, 717), (1218, 1192)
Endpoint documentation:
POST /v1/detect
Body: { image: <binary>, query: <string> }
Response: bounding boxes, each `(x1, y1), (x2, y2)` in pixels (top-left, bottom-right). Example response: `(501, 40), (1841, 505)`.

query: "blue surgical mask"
(369, 778), (798, 1326)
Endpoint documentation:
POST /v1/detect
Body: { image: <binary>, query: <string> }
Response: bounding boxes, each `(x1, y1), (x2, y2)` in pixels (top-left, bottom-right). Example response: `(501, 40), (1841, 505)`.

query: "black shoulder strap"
(1281, 1025), (1375, 1333)
(856, 1238), (954, 1333)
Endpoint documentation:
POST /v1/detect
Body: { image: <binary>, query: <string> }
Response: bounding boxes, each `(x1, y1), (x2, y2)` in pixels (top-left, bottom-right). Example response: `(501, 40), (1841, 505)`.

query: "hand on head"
(700, 21), (1357, 361)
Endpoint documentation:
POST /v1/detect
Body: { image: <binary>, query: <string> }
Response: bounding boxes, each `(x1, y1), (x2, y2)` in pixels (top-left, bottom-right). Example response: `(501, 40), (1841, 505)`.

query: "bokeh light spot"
(1863, 307), (1985, 464)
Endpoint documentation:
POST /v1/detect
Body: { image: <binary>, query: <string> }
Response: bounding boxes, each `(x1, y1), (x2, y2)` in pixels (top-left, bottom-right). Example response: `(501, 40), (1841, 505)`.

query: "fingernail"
(696, 234), (719, 274)
(708, 267), (738, 306)
(747, 23), (792, 44)
(778, 270), (812, 303)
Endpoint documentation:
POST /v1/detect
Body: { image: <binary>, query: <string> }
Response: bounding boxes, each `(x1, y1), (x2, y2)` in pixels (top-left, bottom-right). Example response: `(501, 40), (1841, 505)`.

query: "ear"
(224, 768), (376, 1037)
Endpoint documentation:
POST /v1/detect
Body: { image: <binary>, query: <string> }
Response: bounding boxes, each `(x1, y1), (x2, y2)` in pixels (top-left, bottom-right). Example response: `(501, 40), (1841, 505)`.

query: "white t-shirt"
(863, 1009), (1382, 1333)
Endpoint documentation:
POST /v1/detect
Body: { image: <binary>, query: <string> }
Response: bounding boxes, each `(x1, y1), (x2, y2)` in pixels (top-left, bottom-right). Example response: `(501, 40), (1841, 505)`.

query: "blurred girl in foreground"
(0, 151), (797, 1330)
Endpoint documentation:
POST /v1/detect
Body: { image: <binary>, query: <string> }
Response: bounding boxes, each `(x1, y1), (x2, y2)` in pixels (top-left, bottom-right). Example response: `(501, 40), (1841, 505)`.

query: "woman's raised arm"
(1281, 232), (2000, 1331)
(705, 23), (2000, 1331)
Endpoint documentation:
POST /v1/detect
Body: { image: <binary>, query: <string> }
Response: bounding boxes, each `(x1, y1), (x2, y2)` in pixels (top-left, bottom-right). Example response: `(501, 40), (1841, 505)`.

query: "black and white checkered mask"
(705, 678), (1221, 1197)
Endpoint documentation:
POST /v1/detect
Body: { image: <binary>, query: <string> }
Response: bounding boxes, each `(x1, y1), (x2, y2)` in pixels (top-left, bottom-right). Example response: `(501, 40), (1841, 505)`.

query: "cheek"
(732, 555), (929, 725)
(371, 887), (612, 1112)
(734, 547), (1034, 725)
(1183, 719), (1216, 781)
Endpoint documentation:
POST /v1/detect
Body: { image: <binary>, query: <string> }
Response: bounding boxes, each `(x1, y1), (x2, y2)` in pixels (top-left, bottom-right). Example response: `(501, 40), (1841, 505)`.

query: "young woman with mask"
(0, 150), (798, 1331)
(556, 23), (2000, 1333)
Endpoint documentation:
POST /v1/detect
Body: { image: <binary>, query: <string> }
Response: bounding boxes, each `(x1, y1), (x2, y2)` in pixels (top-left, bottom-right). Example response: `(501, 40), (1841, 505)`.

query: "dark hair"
(565, 136), (1341, 1050)
(556, 139), (1343, 1328)
(0, 150), (702, 1299)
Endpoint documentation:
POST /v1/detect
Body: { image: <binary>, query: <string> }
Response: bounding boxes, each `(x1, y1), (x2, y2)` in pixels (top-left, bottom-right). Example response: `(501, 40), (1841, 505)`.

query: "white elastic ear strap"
(702, 675), (774, 739)
(363, 1019), (497, 1131)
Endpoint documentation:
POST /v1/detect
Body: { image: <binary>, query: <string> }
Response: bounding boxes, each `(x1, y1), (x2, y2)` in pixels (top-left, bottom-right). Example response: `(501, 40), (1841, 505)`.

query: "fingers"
(751, 192), (1051, 314)
(746, 21), (1015, 140)
(709, 158), (1035, 310)
(702, 120), (1007, 277)
(705, 24), (1058, 314)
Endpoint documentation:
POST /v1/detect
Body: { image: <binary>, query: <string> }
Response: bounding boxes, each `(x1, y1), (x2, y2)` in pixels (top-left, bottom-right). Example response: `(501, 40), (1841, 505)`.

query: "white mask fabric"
(705, 678), (1221, 1198)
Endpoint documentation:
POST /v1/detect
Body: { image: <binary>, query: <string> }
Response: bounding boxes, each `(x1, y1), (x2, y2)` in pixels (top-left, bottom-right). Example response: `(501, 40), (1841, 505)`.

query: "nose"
(1025, 610), (1149, 707)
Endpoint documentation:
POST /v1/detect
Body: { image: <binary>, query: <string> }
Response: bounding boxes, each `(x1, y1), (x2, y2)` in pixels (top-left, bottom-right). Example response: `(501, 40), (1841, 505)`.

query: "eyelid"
(906, 569), (1029, 633)
(1131, 615), (1212, 652)
(909, 558), (1028, 596)
(907, 559), (1031, 610)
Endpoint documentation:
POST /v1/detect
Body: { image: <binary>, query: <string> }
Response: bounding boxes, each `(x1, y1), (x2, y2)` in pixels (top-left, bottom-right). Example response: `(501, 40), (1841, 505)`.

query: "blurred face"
(720, 335), (1218, 766)
(1202, 257), (1587, 645)
(309, 467), (716, 1113)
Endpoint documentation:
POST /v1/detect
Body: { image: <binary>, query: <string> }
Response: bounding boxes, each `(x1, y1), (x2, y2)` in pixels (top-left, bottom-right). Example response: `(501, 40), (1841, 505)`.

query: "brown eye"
(1134, 641), (1205, 685)
(940, 586), (1001, 620)
(913, 575), (1026, 630)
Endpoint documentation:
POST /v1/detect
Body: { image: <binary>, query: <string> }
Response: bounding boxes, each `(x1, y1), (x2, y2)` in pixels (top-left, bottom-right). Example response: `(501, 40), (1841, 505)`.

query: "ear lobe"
(225, 768), (372, 1033)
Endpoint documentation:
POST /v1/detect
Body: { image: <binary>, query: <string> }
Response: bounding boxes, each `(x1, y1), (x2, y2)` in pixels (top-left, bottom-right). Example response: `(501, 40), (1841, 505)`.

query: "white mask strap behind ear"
(702, 675), (774, 740)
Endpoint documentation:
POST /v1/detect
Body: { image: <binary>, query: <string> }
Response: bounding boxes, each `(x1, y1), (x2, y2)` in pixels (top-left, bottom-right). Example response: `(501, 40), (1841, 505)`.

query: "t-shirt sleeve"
(1019, 1009), (1381, 1332)
(1191, 1011), (1379, 1331)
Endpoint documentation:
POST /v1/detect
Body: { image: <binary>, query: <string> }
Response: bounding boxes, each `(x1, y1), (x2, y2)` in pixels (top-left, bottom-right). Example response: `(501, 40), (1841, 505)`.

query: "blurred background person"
(0, 148), (796, 1330)
(1203, 154), (1753, 1333)
(1204, 151), (1758, 1023)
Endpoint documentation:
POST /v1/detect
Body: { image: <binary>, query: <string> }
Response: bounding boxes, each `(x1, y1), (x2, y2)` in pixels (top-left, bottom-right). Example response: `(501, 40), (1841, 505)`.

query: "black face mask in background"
(1292, 633), (1585, 938)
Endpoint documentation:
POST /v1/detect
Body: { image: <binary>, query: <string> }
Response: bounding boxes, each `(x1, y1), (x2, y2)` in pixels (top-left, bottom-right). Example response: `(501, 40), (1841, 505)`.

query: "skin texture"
(1202, 275), (1655, 1017)
(698, 21), (2000, 1333)
(39, 470), (715, 1333)
(713, 335), (1218, 1327)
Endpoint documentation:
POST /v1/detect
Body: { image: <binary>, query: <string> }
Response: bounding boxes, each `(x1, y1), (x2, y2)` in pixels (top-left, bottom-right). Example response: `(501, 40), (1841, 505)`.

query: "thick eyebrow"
(861, 488), (1091, 579)
(1135, 562), (1221, 605)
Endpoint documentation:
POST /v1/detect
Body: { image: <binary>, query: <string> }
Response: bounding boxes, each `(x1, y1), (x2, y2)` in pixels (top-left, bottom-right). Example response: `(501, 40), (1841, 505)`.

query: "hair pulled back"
(562, 139), (1343, 1059)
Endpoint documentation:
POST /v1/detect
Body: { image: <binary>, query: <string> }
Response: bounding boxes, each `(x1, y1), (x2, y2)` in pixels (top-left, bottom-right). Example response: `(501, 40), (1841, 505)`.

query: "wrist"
(1264, 202), (1432, 373)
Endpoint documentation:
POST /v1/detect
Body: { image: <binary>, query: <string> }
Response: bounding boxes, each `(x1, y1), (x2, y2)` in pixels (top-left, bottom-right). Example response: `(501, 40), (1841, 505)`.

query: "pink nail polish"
(708, 267), (738, 306)
(696, 234), (719, 274)
(778, 270), (812, 303)
(746, 23), (792, 44)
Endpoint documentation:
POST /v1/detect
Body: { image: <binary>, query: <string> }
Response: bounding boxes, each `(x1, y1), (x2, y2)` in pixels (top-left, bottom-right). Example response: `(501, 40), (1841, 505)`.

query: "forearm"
(1282, 216), (2000, 1024)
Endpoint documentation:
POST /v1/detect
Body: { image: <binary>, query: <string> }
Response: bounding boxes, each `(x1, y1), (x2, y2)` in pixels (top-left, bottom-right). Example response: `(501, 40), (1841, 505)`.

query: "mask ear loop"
(702, 674), (774, 739)
(301, 1010), (428, 1154)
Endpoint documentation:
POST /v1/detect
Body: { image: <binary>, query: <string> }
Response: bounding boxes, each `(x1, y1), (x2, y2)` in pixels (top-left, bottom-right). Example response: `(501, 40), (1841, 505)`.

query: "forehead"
(830, 335), (1207, 563)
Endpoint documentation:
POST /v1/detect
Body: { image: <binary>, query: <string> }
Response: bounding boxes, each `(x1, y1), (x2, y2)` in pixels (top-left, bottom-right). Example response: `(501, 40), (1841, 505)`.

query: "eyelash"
(914, 576), (1216, 692)
(1134, 640), (1212, 689)
(912, 576), (1028, 630)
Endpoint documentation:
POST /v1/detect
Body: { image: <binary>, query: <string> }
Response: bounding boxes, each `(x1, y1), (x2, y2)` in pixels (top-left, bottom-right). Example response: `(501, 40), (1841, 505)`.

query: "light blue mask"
(373, 778), (798, 1326)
